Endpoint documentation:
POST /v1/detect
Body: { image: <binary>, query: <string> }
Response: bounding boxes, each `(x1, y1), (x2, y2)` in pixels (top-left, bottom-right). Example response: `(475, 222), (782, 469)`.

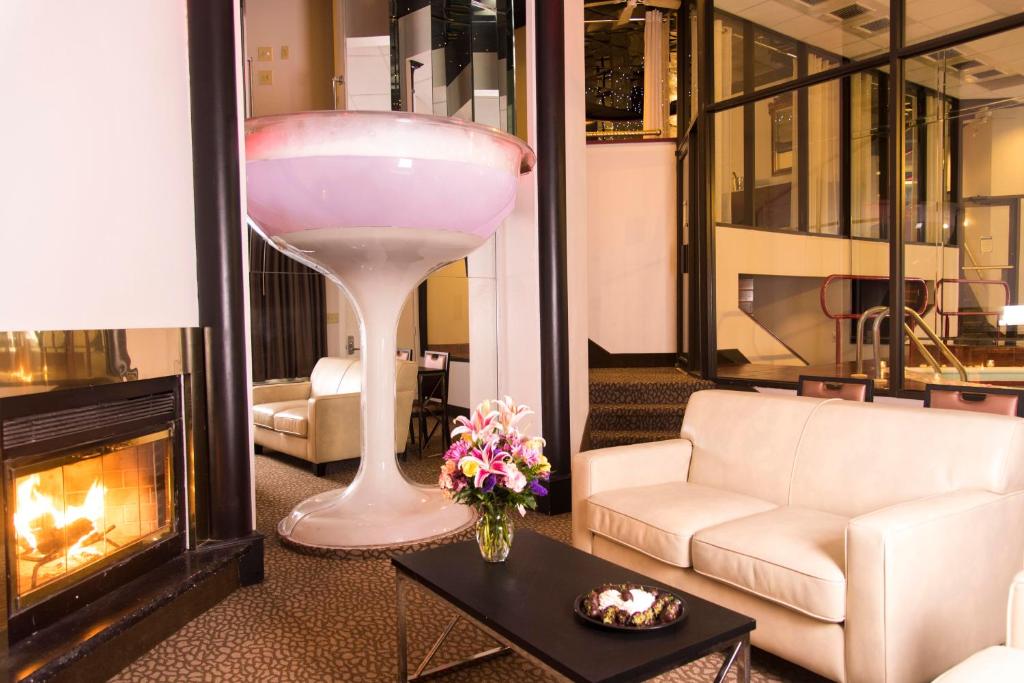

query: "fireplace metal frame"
(0, 376), (188, 643)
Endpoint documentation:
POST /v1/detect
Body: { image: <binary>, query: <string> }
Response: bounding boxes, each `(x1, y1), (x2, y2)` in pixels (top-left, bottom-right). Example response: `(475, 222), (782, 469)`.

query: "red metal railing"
(935, 278), (1011, 341)
(819, 274), (930, 365)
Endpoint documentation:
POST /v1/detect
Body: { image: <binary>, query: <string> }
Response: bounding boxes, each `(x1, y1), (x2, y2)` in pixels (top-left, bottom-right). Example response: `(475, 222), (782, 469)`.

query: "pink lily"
(459, 441), (512, 488)
(451, 402), (500, 442)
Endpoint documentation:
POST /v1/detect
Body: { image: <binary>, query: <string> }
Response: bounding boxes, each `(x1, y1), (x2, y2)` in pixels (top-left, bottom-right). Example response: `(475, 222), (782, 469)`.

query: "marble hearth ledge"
(1, 536), (262, 683)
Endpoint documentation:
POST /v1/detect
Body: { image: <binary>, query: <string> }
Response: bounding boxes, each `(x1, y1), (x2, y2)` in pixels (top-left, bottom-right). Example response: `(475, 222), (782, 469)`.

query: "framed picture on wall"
(770, 92), (794, 176)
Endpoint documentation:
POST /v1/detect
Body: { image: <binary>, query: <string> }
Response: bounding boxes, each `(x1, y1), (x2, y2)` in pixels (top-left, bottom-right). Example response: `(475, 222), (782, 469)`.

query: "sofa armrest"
(571, 438), (693, 553)
(845, 489), (1024, 683)
(252, 381), (311, 405)
(1008, 571), (1024, 649)
(308, 393), (361, 464)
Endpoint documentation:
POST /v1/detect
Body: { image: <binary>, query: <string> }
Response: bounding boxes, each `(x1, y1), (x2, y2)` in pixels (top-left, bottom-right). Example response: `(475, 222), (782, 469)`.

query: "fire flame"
(13, 474), (107, 561)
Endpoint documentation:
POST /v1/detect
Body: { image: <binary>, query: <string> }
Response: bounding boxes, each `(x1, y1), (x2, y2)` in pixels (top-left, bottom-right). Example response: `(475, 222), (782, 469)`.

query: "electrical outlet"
(280, 45), (290, 60)
(257, 70), (273, 86)
(257, 46), (273, 61)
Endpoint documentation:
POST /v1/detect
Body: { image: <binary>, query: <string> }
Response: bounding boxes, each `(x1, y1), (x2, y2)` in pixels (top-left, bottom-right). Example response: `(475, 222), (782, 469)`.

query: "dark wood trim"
(588, 340), (678, 369)
(186, 0), (254, 541)
(535, 1), (571, 515)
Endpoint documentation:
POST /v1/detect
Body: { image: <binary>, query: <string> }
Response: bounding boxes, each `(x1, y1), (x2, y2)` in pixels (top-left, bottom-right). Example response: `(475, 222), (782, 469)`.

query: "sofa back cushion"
(682, 390), (828, 505)
(790, 400), (1024, 517)
(311, 357), (417, 397)
(310, 357), (359, 397)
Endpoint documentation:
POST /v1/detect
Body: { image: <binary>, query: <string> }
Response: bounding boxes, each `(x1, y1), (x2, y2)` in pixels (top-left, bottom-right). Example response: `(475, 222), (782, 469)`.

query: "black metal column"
(187, 0), (256, 542)
(693, 0), (717, 379)
(887, 0), (907, 393)
(535, 1), (571, 514)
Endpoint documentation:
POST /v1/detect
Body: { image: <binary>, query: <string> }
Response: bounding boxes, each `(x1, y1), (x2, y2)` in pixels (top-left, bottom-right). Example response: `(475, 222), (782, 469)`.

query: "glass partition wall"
(687, 0), (1024, 394)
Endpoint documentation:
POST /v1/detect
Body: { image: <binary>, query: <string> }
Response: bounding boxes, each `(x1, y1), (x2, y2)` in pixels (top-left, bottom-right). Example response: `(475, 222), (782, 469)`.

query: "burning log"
(30, 517), (95, 556)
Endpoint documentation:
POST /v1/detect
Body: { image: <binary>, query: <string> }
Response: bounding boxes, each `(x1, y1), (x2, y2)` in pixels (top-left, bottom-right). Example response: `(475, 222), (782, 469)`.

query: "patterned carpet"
(112, 451), (825, 682)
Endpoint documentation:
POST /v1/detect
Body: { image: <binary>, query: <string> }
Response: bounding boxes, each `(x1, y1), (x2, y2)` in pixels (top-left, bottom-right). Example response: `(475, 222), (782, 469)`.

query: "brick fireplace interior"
(11, 430), (174, 611)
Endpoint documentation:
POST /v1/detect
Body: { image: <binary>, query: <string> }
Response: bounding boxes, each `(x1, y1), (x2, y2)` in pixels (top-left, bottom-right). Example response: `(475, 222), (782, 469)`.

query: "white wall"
(586, 141), (677, 353)
(1, 2), (199, 330)
(245, 0), (335, 116)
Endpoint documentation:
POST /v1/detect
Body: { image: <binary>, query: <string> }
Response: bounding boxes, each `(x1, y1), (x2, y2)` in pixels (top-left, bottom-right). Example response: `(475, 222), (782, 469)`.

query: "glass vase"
(475, 507), (514, 562)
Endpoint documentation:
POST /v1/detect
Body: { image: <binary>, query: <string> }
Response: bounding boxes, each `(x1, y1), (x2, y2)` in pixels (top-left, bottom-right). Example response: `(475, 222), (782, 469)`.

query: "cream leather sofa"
(252, 357), (416, 474)
(572, 389), (1024, 683)
(934, 571), (1024, 681)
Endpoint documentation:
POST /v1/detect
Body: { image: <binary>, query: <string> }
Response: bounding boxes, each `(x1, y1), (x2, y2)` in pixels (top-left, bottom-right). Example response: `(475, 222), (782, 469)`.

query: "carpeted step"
(589, 403), (686, 433)
(589, 367), (714, 405)
(589, 429), (680, 450)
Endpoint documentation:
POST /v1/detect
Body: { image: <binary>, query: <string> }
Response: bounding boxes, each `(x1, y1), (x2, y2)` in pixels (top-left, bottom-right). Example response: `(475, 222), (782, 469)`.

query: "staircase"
(588, 367), (715, 450)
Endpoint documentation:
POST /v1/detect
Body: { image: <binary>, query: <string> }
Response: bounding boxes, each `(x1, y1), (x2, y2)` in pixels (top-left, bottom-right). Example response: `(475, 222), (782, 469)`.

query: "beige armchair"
(933, 571), (1024, 681)
(252, 357), (416, 475)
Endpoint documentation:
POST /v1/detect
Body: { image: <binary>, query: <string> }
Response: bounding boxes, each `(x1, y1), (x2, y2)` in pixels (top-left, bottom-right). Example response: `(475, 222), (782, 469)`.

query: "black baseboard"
(536, 473), (571, 515)
(195, 533), (265, 586)
(589, 340), (680, 369)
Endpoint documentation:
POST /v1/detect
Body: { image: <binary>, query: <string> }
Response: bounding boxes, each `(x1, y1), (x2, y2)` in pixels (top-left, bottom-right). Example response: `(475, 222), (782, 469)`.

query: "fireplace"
(1, 376), (186, 642)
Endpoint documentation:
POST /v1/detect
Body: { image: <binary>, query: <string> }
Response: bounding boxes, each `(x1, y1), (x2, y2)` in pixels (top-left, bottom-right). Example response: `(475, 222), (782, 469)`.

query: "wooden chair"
(396, 348), (413, 361)
(410, 350), (450, 456)
(924, 384), (1024, 417)
(797, 375), (874, 402)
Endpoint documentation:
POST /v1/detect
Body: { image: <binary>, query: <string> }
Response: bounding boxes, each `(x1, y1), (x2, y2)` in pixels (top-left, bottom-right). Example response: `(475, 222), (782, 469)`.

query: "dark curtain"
(248, 228), (327, 382)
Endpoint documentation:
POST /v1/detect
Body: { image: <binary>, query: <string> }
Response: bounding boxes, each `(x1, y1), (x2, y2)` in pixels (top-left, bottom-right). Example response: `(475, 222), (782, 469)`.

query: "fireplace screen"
(10, 430), (174, 607)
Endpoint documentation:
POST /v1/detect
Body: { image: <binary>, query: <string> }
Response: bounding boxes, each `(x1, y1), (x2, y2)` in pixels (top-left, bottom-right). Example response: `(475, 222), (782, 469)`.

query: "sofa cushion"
(587, 482), (776, 568)
(790, 400), (1024, 517)
(692, 506), (847, 623)
(933, 646), (1024, 682)
(310, 357), (358, 397)
(682, 390), (831, 505)
(253, 400), (306, 430)
(273, 405), (309, 437)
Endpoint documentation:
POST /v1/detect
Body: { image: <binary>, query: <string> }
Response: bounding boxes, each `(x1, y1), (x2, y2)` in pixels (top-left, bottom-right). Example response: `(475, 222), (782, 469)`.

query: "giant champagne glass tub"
(245, 111), (535, 551)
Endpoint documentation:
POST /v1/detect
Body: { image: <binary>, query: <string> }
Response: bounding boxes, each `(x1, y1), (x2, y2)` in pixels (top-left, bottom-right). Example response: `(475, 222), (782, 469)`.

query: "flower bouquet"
(438, 397), (550, 562)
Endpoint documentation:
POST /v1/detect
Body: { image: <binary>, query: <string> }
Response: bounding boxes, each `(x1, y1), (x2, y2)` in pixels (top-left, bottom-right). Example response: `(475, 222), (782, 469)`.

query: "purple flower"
(529, 480), (548, 496)
(481, 474), (497, 493)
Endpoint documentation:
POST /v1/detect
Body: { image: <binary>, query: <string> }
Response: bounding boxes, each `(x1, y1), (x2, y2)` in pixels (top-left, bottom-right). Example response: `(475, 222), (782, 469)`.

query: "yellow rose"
(460, 459), (479, 477)
(537, 455), (551, 473)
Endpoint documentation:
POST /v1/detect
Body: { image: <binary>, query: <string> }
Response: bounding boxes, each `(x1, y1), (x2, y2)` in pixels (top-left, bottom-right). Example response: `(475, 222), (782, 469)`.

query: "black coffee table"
(392, 529), (754, 682)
